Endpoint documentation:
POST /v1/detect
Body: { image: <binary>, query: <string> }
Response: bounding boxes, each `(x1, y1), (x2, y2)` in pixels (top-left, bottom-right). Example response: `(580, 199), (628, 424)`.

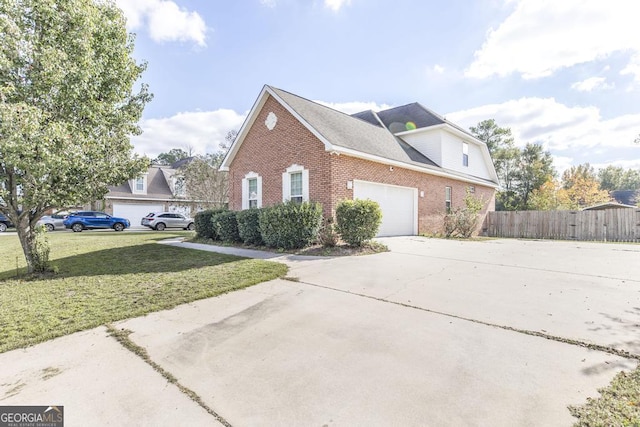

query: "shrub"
(236, 209), (263, 245)
(335, 199), (382, 247)
(317, 217), (339, 247)
(258, 201), (322, 250)
(194, 208), (227, 239)
(212, 211), (241, 242)
(32, 225), (51, 273)
(443, 191), (486, 238)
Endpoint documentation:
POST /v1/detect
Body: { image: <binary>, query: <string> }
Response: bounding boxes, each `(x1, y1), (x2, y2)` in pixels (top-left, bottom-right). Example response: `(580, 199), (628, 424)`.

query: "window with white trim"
(462, 142), (469, 167)
(282, 164), (309, 203)
(445, 186), (452, 212)
(135, 177), (144, 191)
(242, 172), (262, 209)
(131, 174), (148, 194)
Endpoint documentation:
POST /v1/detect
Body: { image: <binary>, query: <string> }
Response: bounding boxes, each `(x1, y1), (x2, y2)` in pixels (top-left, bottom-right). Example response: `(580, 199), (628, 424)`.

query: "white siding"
(440, 131), (492, 179)
(401, 129), (442, 165)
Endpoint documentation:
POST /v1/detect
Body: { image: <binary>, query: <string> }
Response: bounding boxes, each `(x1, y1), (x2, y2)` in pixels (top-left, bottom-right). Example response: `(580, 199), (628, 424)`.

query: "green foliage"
(0, 0), (151, 272)
(598, 165), (640, 191)
(32, 225), (51, 273)
(153, 148), (190, 166)
(212, 211), (241, 243)
(335, 199), (382, 247)
(236, 209), (263, 245)
(194, 209), (227, 239)
(317, 217), (339, 247)
(443, 192), (486, 238)
(180, 153), (228, 209)
(258, 202), (323, 249)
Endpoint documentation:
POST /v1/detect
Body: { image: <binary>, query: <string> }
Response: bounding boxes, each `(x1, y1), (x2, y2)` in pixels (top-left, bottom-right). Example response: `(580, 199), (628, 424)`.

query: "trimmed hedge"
(258, 202), (322, 250)
(236, 209), (263, 245)
(194, 208), (227, 239)
(335, 199), (382, 246)
(212, 211), (241, 242)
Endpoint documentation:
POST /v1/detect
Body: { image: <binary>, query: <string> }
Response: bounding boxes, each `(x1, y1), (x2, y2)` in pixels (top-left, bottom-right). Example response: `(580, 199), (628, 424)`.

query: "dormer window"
(131, 174), (148, 194)
(462, 142), (469, 167)
(174, 176), (186, 197)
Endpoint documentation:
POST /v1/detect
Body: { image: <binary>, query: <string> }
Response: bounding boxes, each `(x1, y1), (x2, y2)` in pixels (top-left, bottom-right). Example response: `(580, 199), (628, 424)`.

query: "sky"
(114, 0), (640, 175)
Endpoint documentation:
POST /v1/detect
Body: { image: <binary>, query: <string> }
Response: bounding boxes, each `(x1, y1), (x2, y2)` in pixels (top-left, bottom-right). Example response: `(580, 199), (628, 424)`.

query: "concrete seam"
(105, 324), (233, 427)
(294, 280), (640, 361)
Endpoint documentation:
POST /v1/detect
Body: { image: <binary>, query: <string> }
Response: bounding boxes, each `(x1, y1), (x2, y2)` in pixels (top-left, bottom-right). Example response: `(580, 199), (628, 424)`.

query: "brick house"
(220, 85), (499, 236)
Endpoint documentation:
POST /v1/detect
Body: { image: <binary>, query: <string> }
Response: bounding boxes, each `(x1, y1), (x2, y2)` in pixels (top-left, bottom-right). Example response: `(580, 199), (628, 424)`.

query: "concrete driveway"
(1, 237), (639, 426)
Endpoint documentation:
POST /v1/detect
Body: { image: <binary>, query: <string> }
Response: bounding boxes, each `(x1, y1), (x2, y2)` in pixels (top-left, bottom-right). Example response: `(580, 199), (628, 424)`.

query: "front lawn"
(0, 231), (287, 353)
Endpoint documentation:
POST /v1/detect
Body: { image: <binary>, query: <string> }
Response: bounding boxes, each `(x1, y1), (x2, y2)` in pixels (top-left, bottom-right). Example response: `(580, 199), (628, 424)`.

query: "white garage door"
(113, 203), (163, 228)
(353, 181), (417, 237)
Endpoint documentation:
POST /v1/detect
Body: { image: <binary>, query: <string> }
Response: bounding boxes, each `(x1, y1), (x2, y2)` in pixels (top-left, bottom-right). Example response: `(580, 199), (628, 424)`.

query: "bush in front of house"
(443, 191), (486, 238)
(317, 216), (339, 247)
(212, 210), (241, 242)
(236, 209), (263, 245)
(335, 199), (382, 247)
(258, 201), (322, 250)
(194, 208), (227, 239)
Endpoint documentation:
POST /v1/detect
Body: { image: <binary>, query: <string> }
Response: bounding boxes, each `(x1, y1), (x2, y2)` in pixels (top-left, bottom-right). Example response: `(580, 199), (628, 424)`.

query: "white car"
(36, 212), (70, 231)
(141, 212), (195, 231)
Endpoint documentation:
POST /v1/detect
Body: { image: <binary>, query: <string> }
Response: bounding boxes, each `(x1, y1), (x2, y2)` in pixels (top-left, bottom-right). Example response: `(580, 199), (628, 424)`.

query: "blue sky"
(115, 0), (640, 174)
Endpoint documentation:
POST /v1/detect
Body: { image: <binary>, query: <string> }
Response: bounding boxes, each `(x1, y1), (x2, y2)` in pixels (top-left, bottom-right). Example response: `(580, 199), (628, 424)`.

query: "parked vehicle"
(0, 213), (14, 232)
(64, 211), (130, 232)
(141, 212), (195, 231)
(36, 212), (70, 231)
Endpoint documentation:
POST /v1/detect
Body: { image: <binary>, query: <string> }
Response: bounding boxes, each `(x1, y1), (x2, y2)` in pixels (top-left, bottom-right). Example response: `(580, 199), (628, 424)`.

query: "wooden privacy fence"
(483, 209), (640, 242)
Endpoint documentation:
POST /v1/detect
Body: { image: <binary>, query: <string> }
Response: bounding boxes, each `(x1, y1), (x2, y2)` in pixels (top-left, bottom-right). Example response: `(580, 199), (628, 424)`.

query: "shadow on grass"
(1, 241), (244, 281)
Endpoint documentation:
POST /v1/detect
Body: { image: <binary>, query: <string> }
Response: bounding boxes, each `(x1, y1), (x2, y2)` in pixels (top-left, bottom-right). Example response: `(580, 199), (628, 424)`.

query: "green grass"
(0, 231), (287, 353)
(570, 366), (640, 426)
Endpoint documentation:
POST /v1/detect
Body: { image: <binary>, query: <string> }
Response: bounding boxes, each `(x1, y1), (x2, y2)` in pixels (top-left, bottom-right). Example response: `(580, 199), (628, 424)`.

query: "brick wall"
(229, 94), (496, 235)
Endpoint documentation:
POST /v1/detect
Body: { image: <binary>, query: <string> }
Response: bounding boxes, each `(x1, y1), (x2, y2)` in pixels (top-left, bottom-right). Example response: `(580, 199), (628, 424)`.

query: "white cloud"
(260, 0), (277, 7)
(132, 110), (247, 158)
(315, 100), (394, 115)
(570, 77), (614, 92)
(432, 64), (445, 74)
(466, 0), (639, 80)
(446, 97), (640, 153)
(115, 0), (207, 47)
(324, 0), (351, 12)
(621, 54), (640, 86)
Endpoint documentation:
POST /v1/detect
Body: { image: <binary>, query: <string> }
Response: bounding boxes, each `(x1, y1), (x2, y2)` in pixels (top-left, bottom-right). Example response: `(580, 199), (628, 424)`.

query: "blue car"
(63, 211), (130, 232)
(0, 213), (14, 232)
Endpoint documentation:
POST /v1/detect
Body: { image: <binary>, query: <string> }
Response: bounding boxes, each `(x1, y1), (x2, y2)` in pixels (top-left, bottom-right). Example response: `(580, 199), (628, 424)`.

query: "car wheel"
(155, 223), (166, 231)
(0, 223), (7, 232)
(45, 223), (54, 232)
(71, 223), (83, 232)
(186, 223), (195, 231)
(113, 223), (125, 232)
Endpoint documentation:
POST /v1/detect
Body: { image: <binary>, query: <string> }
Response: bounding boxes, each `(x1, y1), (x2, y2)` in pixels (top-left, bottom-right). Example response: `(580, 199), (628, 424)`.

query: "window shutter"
(302, 169), (309, 202)
(257, 176), (263, 207)
(241, 177), (248, 209)
(282, 171), (289, 202)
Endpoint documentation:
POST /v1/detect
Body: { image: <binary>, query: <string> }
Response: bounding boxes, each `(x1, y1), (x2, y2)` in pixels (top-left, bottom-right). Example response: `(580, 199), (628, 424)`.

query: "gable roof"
(611, 190), (638, 206)
(107, 165), (177, 200)
(221, 85), (499, 187)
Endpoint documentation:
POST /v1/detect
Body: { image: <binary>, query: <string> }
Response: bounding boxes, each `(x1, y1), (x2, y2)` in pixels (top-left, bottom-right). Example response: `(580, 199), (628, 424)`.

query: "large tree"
(511, 143), (555, 210)
(153, 148), (191, 166)
(0, 0), (151, 272)
(179, 152), (228, 209)
(598, 165), (640, 191)
(562, 164), (610, 208)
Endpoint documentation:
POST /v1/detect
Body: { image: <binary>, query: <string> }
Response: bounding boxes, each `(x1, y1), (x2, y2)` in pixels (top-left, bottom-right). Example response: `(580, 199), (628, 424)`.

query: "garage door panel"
(353, 181), (416, 237)
(112, 204), (163, 228)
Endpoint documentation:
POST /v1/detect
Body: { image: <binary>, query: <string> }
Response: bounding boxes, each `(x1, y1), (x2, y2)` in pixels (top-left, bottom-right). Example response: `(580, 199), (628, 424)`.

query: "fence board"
(483, 209), (640, 242)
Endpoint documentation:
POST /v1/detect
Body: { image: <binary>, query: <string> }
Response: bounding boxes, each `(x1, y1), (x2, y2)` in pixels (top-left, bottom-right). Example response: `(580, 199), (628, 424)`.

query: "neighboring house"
(220, 85), (499, 237)
(583, 202), (637, 211)
(611, 190), (638, 207)
(99, 163), (194, 226)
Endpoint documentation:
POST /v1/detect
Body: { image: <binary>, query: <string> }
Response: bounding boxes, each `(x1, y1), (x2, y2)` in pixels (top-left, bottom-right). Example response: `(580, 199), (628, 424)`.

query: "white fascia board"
(219, 86), (271, 172)
(265, 87), (335, 152)
(398, 124), (499, 183)
(330, 146), (500, 189)
(106, 196), (199, 202)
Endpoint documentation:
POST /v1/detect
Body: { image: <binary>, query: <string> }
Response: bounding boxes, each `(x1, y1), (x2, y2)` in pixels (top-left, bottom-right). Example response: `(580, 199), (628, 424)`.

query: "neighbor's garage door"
(353, 181), (417, 237)
(112, 203), (163, 228)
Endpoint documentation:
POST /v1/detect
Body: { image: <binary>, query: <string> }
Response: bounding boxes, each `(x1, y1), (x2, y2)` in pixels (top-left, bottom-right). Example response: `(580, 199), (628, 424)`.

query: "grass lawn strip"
(0, 232), (287, 353)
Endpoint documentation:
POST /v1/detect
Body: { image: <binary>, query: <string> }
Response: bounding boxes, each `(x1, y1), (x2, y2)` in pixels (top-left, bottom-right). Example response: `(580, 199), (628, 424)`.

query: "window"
(462, 142), (469, 167)
(135, 177), (144, 191)
(445, 186), (452, 212)
(248, 178), (258, 208)
(282, 164), (309, 203)
(242, 172), (262, 209)
(174, 177), (186, 197)
(290, 172), (303, 203)
(132, 174), (148, 194)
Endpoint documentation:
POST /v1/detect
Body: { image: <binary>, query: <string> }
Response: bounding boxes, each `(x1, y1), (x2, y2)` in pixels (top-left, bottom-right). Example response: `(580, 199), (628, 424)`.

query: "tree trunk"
(15, 217), (36, 274)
